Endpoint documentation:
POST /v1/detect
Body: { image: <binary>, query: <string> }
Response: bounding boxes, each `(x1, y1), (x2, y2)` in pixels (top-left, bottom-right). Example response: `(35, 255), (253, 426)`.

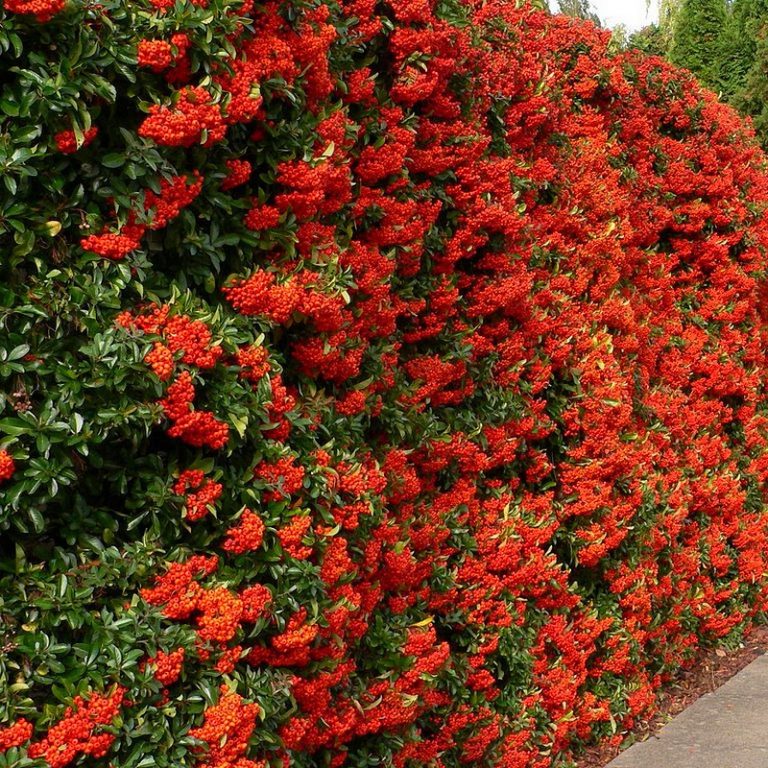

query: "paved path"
(607, 654), (768, 768)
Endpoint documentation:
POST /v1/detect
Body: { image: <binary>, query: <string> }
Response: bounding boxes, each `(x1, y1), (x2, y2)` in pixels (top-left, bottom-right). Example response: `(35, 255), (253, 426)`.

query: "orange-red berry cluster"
(144, 172), (203, 231)
(137, 34), (190, 75)
(221, 159), (252, 191)
(243, 203), (281, 232)
(149, 647), (185, 686)
(81, 173), (200, 260)
(27, 688), (125, 768)
(141, 555), (219, 620)
(4, 0), (64, 20)
(188, 687), (265, 768)
(0, 450), (15, 483)
(160, 372), (229, 450)
(222, 509), (265, 554)
(173, 469), (223, 522)
(139, 87), (226, 148)
(223, 271), (300, 325)
(145, 342), (175, 380)
(80, 224), (145, 261)
(254, 456), (305, 501)
(235, 345), (269, 383)
(54, 126), (98, 154)
(126, 303), (223, 375)
(248, 608), (319, 668)
(0, 719), (33, 751)
(276, 515), (313, 560)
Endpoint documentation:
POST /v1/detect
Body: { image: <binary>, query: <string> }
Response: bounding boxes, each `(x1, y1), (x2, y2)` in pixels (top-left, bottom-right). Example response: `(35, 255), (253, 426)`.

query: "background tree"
(669, 0), (728, 88)
(716, 0), (763, 100)
(557, 0), (602, 25)
(657, 0), (685, 47)
(628, 24), (667, 55)
(734, 8), (768, 141)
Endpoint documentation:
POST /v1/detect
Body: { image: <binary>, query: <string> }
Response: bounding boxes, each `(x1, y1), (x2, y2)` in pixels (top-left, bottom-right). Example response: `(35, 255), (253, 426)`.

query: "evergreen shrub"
(2, 1), (768, 766)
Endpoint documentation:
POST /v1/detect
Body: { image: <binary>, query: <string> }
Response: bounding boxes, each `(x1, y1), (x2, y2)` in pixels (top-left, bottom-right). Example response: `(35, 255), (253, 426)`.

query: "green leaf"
(27, 507), (45, 533)
(0, 417), (33, 436)
(102, 153), (126, 169)
(0, 99), (19, 117)
(8, 344), (29, 361)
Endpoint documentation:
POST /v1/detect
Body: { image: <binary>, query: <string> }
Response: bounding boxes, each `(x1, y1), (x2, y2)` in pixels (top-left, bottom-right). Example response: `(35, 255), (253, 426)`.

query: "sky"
(591, 0), (660, 31)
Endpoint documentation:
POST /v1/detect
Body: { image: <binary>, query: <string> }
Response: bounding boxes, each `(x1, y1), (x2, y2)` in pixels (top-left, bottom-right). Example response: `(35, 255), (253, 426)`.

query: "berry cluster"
(139, 87), (226, 148)
(27, 689), (125, 768)
(160, 372), (229, 450)
(137, 34), (190, 76)
(173, 469), (223, 522)
(254, 456), (305, 500)
(81, 173), (200, 259)
(54, 126), (98, 154)
(144, 342), (174, 381)
(221, 159), (252, 191)
(234, 344), (269, 383)
(0, 720), (32, 751)
(80, 224), (145, 260)
(0, 450), (15, 483)
(188, 687), (265, 768)
(222, 509), (265, 554)
(148, 647), (185, 686)
(143, 173), (203, 230)
(4, 0), (64, 20)
(140, 555), (219, 620)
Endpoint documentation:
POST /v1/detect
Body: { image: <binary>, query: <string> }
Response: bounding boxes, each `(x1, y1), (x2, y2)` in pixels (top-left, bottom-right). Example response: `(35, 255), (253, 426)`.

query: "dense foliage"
(3, 1), (768, 767)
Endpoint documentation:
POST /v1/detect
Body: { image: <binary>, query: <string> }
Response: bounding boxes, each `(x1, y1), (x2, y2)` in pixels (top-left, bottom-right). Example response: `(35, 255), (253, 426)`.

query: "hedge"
(2, 0), (768, 767)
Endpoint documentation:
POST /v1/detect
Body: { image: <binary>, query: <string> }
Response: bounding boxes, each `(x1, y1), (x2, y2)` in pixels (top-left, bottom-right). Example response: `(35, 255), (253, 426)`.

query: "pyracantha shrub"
(2, 0), (768, 767)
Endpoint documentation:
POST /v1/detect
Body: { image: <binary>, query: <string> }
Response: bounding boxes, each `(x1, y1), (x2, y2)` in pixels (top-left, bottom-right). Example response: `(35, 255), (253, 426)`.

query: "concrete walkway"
(607, 654), (768, 768)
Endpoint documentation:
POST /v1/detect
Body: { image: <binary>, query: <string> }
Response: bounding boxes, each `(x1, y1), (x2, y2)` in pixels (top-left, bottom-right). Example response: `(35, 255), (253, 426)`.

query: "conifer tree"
(735, 8), (768, 145)
(717, 0), (762, 100)
(669, 0), (728, 88)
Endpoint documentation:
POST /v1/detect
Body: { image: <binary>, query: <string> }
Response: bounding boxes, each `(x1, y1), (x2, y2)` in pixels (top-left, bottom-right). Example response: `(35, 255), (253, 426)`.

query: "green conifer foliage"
(735, 10), (768, 143)
(669, 0), (728, 88)
(717, 0), (763, 99)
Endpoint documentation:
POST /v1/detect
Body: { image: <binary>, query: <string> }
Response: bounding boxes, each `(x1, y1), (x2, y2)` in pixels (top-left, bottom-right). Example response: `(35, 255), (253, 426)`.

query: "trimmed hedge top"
(2, 0), (768, 767)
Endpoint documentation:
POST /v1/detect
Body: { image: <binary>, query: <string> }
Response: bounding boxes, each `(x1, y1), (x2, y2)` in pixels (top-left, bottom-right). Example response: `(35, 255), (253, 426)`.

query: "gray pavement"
(607, 654), (768, 768)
